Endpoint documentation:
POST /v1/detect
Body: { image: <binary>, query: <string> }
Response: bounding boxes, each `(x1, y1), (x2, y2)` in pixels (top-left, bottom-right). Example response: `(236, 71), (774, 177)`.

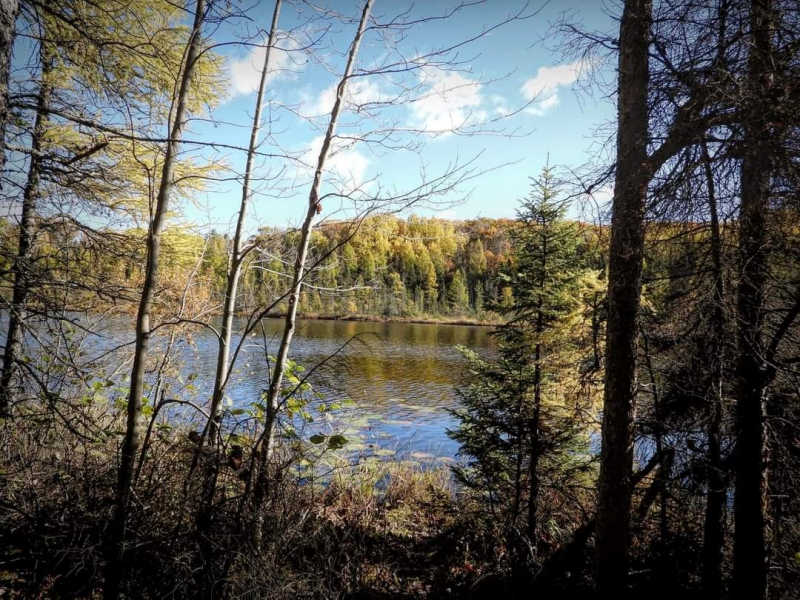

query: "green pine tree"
(448, 269), (469, 313)
(449, 165), (599, 563)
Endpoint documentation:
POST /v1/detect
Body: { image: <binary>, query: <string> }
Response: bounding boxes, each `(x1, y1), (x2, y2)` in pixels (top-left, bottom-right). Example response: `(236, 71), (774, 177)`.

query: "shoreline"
(1, 307), (499, 328)
(262, 311), (499, 327)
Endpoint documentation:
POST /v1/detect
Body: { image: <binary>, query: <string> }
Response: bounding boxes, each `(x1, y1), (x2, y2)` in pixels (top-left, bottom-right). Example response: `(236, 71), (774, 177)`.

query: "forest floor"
(1, 414), (704, 599)
(0, 418), (530, 598)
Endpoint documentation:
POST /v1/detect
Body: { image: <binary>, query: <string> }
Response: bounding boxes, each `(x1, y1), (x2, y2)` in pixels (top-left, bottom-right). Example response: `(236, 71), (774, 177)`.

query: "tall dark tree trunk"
(0, 0), (17, 174)
(103, 1), (207, 597)
(596, 0), (651, 595)
(701, 141), (726, 598)
(527, 243), (547, 546)
(0, 52), (50, 416)
(512, 375), (525, 525)
(733, 2), (774, 599)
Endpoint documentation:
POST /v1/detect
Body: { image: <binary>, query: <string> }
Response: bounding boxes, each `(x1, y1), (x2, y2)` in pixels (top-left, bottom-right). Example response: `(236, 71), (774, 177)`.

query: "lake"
(84, 316), (495, 465)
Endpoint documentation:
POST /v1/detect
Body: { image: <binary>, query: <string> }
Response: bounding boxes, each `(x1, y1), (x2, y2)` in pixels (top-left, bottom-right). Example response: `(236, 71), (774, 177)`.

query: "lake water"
(84, 316), (495, 464)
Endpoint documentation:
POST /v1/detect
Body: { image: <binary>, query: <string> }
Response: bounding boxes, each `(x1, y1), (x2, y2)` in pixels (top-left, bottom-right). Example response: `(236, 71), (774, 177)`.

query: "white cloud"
(229, 35), (301, 97)
(410, 67), (483, 135)
(490, 93), (510, 117)
(303, 135), (369, 189)
(521, 59), (586, 116)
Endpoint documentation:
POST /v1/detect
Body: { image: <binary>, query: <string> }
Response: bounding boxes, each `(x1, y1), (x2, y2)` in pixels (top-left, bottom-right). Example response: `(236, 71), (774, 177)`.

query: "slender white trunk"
(206, 0), (282, 444)
(252, 0), (374, 519)
(104, 1), (206, 597)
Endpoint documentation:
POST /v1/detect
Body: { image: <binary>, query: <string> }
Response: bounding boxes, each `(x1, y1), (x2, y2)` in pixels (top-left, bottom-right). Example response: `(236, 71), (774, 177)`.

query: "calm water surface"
(89, 317), (495, 463)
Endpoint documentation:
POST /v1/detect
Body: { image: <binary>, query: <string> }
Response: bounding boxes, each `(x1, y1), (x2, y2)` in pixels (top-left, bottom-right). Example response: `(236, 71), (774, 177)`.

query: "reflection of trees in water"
(79, 315), (485, 437)
(258, 317), (492, 351)
(301, 351), (459, 407)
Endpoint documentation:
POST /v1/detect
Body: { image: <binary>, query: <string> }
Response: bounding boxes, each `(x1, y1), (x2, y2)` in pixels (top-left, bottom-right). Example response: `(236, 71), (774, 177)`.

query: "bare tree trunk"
(733, 2), (774, 599)
(251, 0), (374, 537)
(512, 375), (524, 526)
(194, 7), (282, 594)
(206, 0), (282, 445)
(0, 0), (17, 175)
(596, 0), (651, 595)
(527, 246), (547, 547)
(701, 141), (726, 598)
(104, 1), (206, 597)
(0, 52), (50, 416)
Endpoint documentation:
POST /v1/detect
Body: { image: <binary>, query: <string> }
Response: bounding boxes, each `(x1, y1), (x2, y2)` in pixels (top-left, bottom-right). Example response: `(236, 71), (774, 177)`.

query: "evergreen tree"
(448, 269), (469, 312)
(449, 166), (598, 565)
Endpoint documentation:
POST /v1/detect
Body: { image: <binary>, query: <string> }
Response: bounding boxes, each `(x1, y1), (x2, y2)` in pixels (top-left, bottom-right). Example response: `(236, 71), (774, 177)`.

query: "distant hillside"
(0, 214), (605, 322)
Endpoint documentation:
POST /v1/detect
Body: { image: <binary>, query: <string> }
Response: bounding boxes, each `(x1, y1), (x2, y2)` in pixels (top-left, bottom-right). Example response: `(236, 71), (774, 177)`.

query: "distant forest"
(0, 214), (603, 320)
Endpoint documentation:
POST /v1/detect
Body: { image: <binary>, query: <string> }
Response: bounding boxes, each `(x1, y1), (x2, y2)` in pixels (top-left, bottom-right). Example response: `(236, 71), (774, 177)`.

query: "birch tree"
(250, 0), (375, 525)
(0, 40), (51, 416)
(204, 0), (283, 447)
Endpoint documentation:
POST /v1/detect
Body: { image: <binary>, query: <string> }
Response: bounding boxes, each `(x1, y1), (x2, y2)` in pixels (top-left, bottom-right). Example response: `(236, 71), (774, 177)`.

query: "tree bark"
(194, 8), (282, 592)
(250, 0), (374, 537)
(733, 2), (774, 599)
(0, 0), (17, 175)
(596, 0), (651, 595)
(0, 50), (50, 416)
(527, 230), (547, 546)
(527, 339), (541, 545)
(103, 1), (207, 597)
(206, 0), (282, 444)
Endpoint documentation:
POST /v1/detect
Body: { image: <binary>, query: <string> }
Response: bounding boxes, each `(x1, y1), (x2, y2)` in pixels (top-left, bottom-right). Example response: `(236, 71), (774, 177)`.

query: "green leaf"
(327, 434), (348, 450)
(309, 434), (326, 444)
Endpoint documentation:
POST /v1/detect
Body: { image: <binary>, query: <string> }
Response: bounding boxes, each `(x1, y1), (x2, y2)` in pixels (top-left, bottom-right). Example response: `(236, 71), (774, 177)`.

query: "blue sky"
(184, 0), (619, 234)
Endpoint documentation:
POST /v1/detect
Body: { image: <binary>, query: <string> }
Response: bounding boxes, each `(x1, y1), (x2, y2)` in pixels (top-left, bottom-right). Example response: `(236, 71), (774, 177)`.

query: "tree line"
(0, 213), (595, 320)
